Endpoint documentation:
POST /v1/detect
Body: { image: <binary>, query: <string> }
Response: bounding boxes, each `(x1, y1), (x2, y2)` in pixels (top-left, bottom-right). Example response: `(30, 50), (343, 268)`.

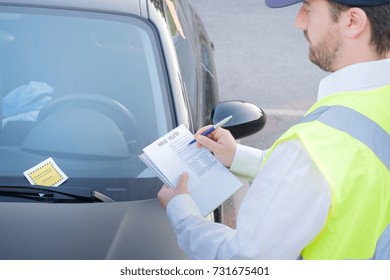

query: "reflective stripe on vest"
(300, 105), (390, 171)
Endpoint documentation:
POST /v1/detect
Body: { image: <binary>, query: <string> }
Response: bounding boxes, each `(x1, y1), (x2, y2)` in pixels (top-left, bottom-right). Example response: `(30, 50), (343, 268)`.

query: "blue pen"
(189, 115), (233, 145)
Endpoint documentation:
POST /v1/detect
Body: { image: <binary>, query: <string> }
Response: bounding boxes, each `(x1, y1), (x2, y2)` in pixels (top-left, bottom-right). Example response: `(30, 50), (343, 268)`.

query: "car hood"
(0, 198), (187, 259)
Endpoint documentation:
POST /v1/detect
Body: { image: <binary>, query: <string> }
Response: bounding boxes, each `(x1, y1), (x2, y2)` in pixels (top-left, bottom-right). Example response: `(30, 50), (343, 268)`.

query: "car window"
(0, 8), (173, 202)
(164, 0), (199, 119)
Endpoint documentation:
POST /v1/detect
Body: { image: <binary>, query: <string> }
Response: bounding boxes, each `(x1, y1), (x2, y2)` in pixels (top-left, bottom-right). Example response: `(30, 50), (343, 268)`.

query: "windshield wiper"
(0, 185), (114, 203)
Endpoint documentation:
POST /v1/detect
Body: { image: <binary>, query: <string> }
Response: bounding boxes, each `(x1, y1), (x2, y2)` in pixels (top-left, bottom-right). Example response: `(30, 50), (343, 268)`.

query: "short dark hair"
(327, 1), (390, 57)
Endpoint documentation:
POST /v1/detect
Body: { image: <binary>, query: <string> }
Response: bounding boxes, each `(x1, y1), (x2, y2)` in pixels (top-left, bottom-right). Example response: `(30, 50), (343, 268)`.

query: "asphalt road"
(191, 0), (327, 149)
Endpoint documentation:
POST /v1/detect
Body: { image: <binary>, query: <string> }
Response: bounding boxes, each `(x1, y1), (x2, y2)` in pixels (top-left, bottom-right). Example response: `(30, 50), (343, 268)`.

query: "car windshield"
(0, 7), (174, 202)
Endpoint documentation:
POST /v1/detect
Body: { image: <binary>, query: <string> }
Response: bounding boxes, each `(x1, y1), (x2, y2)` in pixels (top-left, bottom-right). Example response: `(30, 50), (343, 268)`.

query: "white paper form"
(140, 124), (242, 217)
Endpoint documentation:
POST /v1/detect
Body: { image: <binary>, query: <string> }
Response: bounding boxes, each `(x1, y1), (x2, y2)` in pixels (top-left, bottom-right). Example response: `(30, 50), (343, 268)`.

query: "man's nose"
(295, 6), (307, 30)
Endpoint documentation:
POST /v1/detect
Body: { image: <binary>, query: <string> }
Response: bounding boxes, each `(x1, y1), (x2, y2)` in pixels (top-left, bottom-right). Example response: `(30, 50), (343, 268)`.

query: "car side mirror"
(211, 100), (266, 139)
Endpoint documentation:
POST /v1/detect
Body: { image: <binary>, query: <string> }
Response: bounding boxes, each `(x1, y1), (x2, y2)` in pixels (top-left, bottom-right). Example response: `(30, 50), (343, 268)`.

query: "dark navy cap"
(266, 0), (390, 8)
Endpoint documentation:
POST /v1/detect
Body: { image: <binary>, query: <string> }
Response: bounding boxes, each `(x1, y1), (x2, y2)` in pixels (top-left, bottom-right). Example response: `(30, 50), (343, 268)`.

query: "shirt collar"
(318, 58), (390, 101)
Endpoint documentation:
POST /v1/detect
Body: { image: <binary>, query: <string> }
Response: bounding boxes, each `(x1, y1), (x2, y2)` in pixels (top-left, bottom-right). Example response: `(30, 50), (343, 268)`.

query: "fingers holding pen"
(193, 114), (234, 144)
(194, 127), (237, 168)
(194, 125), (214, 138)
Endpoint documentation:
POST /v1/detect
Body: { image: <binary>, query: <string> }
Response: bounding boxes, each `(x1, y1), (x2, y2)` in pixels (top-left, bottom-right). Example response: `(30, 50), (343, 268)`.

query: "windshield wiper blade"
(0, 185), (114, 203)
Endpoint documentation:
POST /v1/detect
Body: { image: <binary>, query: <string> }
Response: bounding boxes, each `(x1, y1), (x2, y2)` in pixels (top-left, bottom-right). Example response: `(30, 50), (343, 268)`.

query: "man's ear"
(341, 7), (369, 39)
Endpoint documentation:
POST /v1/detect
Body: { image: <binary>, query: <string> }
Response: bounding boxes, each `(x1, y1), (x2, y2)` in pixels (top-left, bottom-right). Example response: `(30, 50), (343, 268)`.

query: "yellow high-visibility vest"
(262, 85), (390, 259)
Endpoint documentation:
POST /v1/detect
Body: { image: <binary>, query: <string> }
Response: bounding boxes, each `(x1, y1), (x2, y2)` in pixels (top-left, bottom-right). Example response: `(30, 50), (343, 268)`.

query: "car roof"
(0, 0), (145, 16)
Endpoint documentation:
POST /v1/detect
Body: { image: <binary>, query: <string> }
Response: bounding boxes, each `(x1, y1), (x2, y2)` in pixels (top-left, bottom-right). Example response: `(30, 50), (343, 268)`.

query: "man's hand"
(194, 126), (237, 168)
(158, 172), (190, 209)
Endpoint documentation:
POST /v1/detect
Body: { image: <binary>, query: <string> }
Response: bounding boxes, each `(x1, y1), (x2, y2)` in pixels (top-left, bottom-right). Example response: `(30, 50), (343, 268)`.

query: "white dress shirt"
(165, 59), (390, 259)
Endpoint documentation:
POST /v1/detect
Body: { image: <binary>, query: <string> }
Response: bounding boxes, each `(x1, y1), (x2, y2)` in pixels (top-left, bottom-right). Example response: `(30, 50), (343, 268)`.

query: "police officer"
(158, 0), (390, 259)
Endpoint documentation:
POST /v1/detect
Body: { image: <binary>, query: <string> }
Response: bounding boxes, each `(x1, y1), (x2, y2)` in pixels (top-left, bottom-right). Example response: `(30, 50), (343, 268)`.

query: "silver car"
(0, 0), (265, 259)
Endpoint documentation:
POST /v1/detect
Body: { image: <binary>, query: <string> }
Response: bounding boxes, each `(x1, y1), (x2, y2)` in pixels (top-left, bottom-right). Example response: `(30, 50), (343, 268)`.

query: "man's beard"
(304, 30), (341, 72)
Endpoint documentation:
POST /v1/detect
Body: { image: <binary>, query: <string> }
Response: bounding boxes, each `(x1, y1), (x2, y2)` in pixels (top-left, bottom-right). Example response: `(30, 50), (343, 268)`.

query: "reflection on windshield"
(0, 9), (172, 201)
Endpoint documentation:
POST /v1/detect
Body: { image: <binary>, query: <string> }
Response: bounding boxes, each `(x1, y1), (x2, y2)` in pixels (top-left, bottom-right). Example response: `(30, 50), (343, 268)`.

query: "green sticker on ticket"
(23, 157), (68, 187)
